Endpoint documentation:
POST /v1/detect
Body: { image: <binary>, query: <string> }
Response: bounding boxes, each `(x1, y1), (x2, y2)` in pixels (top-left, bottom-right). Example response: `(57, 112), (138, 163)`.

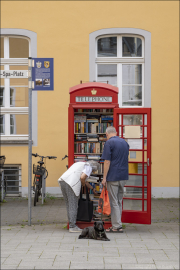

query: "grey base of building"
(21, 187), (179, 198)
(22, 187), (63, 198)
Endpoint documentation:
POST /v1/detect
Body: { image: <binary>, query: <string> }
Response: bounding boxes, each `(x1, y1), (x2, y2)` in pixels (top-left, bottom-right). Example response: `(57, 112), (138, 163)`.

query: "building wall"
(1, 1), (179, 197)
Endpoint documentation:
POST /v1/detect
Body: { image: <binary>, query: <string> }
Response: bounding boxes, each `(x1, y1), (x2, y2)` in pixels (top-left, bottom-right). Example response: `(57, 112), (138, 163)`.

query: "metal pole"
(28, 57), (32, 226)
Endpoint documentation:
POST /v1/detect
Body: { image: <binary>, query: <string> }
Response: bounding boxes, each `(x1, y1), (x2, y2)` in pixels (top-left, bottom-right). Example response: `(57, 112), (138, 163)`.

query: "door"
(114, 108), (151, 224)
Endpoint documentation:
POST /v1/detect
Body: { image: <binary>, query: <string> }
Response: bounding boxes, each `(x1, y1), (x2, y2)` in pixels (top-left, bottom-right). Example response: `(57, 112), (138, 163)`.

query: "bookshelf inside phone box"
(68, 82), (118, 229)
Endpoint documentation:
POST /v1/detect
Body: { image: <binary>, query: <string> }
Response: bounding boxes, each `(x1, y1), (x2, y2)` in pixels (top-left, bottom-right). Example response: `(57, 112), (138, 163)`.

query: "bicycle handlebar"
(62, 155), (68, 161)
(32, 153), (57, 160)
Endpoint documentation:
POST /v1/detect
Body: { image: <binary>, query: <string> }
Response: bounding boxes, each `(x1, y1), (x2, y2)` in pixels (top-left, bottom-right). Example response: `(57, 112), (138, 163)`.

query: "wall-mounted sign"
(76, 96), (112, 102)
(0, 70), (28, 79)
(32, 58), (54, 91)
(127, 139), (142, 150)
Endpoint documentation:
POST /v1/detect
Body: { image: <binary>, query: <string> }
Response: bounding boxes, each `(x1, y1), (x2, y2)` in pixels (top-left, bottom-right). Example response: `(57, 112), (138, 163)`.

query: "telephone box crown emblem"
(91, 89), (97, 95)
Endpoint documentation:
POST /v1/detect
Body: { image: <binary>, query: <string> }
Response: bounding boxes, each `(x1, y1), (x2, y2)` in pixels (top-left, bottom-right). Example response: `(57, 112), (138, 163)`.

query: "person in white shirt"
(58, 160), (99, 232)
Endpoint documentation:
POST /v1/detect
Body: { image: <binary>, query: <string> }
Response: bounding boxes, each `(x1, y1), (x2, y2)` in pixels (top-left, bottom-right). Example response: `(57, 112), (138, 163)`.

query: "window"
(4, 165), (21, 196)
(0, 36), (29, 140)
(89, 28), (151, 108)
(96, 35), (144, 107)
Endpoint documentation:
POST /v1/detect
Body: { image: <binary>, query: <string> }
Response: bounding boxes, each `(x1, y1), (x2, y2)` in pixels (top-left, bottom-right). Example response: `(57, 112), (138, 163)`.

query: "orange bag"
(98, 187), (111, 216)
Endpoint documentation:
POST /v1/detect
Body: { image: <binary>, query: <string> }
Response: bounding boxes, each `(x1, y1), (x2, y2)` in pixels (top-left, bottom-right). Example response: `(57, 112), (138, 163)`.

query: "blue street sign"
(32, 58), (54, 90)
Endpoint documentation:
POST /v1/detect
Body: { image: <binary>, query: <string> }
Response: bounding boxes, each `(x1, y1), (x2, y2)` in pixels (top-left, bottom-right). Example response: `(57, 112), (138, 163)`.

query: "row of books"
(74, 142), (105, 154)
(74, 109), (113, 112)
(74, 122), (113, 134)
(74, 114), (113, 122)
(75, 134), (99, 142)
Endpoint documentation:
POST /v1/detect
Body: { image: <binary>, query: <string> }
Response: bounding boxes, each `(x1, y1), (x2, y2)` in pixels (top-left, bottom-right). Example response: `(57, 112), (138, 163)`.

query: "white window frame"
(0, 35), (29, 141)
(96, 34), (144, 107)
(89, 28), (151, 108)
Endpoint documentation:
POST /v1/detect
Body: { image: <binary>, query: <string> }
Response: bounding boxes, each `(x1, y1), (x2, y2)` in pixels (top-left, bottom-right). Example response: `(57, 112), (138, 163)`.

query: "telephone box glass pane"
(144, 200), (147, 211)
(144, 127), (147, 138)
(144, 151), (147, 162)
(144, 176), (147, 186)
(122, 37), (142, 57)
(128, 151), (143, 162)
(144, 164), (147, 174)
(97, 64), (117, 86)
(144, 188), (147, 199)
(123, 115), (142, 125)
(98, 37), (117, 57)
(9, 38), (29, 58)
(129, 163), (143, 174)
(144, 139), (147, 149)
(127, 175), (142, 186)
(124, 187), (142, 198)
(122, 86), (142, 106)
(123, 199), (142, 211)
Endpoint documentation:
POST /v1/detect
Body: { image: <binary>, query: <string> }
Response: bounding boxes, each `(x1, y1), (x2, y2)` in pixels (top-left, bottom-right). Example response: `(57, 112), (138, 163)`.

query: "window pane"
(97, 37), (117, 57)
(0, 37), (4, 58)
(123, 115), (142, 125)
(0, 66), (4, 86)
(122, 86), (142, 106)
(122, 37), (142, 57)
(122, 64), (142, 84)
(0, 115), (5, 134)
(0, 87), (4, 107)
(10, 114), (28, 135)
(10, 87), (28, 107)
(10, 65), (28, 86)
(97, 64), (117, 86)
(9, 38), (29, 58)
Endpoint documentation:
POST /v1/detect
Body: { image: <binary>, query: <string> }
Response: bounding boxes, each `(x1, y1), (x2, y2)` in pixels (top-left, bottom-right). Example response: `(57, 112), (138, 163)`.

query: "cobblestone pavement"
(1, 198), (179, 269)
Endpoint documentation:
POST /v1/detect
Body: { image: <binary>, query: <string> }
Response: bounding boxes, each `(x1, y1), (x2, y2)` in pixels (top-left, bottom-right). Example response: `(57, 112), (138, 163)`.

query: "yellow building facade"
(0, 1), (179, 198)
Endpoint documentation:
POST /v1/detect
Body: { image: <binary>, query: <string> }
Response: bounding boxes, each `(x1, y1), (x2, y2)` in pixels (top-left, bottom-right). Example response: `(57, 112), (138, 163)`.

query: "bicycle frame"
(32, 153), (56, 206)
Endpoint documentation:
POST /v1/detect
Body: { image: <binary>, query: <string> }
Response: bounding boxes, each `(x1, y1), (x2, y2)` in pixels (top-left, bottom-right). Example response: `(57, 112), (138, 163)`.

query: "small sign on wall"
(32, 58), (54, 91)
(124, 126), (141, 138)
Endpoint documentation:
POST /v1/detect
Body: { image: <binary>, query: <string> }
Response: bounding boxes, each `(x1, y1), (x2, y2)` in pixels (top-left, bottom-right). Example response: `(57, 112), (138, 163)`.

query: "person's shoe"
(69, 226), (82, 233)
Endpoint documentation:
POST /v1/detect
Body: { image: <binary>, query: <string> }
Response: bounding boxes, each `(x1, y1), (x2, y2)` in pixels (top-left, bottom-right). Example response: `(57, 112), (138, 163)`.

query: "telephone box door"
(114, 108), (151, 224)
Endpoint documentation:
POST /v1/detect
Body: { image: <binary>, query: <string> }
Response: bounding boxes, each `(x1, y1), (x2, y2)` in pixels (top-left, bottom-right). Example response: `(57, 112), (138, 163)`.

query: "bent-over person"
(58, 160), (99, 233)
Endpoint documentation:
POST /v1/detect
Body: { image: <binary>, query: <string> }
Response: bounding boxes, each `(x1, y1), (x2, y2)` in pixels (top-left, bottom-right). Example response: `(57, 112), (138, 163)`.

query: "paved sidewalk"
(1, 198), (179, 269)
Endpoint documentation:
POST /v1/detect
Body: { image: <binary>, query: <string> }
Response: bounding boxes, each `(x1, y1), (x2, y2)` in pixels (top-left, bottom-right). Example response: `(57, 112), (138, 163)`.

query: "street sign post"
(28, 57), (54, 225)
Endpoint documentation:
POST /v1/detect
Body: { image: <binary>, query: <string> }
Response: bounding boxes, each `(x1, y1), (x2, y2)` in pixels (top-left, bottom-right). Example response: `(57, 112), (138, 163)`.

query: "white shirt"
(58, 162), (92, 196)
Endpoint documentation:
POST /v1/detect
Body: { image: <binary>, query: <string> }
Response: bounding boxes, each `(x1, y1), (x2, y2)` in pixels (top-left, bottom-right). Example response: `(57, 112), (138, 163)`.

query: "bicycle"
(0, 155), (6, 202)
(32, 153), (57, 206)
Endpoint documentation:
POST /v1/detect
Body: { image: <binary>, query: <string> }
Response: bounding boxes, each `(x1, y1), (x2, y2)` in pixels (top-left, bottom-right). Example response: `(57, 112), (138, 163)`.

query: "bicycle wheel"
(34, 185), (38, 206)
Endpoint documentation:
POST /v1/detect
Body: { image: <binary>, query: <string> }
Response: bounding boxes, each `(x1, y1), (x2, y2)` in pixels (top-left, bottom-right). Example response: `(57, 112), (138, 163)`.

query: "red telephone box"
(68, 82), (151, 227)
